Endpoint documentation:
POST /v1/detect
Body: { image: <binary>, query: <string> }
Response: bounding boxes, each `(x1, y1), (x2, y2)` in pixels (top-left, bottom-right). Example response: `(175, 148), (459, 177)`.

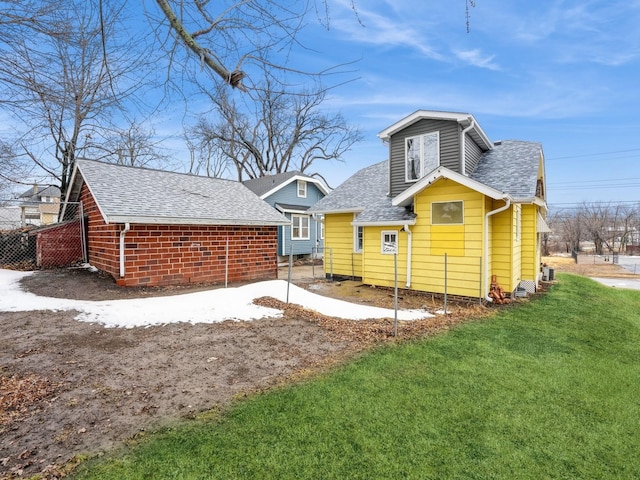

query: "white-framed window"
(354, 225), (363, 252)
(291, 215), (310, 240)
(297, 180), (307, 198)
(432, 201), (464, 225)
(381, 230), (398, 254)
(405, 131), (440, 182)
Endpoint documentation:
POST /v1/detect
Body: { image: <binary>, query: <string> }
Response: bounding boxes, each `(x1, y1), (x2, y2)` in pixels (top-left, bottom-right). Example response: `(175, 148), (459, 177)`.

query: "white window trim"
(431, 200), (464, 225)
(381, 230), (398, 254)
(291, 214), (310, 240)
(353, 218), (363, 253)
(297, 180), (307, 198)
(516, 206), (521, 242)
(405, 131), (440, 183)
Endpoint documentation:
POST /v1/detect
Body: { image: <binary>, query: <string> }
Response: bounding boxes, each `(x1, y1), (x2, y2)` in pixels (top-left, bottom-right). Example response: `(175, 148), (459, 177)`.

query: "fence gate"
(0, 201), (86, 270)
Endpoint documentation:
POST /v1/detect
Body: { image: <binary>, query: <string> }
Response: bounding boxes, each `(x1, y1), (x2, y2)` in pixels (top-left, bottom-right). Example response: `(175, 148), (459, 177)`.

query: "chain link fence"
(0, 199), (85, 270)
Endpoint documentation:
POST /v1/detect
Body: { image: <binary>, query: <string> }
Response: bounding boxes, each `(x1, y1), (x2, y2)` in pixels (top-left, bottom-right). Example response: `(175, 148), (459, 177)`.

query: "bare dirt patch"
(1, 268), (479, 479)
(4, 258), (629, 478)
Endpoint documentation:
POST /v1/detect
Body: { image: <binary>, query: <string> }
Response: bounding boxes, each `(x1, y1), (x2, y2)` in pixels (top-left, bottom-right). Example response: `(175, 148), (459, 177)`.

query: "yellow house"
(310, 110), (550, 301)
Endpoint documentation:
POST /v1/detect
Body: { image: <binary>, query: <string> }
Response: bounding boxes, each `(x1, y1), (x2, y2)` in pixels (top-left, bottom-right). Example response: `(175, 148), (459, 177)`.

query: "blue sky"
(258, 0), (640, 211)
(5, 0), (639, 211)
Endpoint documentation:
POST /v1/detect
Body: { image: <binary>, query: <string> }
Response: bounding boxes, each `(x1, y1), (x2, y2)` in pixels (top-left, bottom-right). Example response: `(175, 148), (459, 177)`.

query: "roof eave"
(377, 110), (493, 146)
(308, 207), (364, 215)
(260, 174), (330, 199)
(106, 215), (290, 226)
(352, 219), (417, 227)
(392, 167), (508, 207)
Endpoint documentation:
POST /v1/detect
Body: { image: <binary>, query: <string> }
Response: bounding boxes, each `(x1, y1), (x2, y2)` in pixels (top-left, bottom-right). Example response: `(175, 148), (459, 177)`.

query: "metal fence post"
(444, 253), (448, 314)
(329, 247), (333, 280)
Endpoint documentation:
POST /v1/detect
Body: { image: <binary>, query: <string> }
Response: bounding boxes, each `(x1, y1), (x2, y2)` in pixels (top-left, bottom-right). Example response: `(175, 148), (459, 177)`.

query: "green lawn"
(72, 274), (640, 479)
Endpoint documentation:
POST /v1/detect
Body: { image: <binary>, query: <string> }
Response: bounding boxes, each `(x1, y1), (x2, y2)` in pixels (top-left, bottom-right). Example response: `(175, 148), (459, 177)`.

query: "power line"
(547, 148), (640, 161)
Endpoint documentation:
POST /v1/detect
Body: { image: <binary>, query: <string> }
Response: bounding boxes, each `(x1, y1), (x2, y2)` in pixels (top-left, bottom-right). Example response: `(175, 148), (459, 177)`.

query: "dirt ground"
(0, 258), (636, 479)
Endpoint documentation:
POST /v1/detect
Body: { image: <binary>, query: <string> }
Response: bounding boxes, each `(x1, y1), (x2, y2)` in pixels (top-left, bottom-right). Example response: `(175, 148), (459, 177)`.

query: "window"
(291, 215), (309, 240)
(432, 201), (464, 225)
(354, 225), (363, 252)
(297, 180), (307, 198)
(381, 230), (398, 254)
(405, 131), (440, 182)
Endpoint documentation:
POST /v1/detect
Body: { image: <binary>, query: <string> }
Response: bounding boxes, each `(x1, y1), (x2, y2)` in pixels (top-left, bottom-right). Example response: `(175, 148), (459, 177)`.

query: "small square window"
(297, 180), (307, 198)
(381, 230), (398, 254)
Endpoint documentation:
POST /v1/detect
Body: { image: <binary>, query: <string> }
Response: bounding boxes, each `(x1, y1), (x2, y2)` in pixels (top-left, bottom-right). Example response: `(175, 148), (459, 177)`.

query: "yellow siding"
(489, 203), (522, 293)
(408, 179), (485, 297)
(362, 227), (407, 288)
(323, 176), (537, 299)
(323, 213), (362, 277)
(520, 204), (540, 282)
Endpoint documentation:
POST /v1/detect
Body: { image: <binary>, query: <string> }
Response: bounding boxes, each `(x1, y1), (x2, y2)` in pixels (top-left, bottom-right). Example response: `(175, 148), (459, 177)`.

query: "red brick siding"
(80, 184), (279, 287)
(34, 220), (84, 268)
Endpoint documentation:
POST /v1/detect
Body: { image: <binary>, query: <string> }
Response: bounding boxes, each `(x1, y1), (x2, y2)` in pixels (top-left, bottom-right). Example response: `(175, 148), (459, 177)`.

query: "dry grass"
(542, 255), (637, 278)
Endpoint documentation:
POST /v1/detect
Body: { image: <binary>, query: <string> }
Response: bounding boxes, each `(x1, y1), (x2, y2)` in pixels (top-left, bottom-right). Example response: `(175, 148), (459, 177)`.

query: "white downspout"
(119, 222), (130, 278)
(404, 224), (412, 288)
(460, 117), (475, 176)
(484, 198), (510, 302)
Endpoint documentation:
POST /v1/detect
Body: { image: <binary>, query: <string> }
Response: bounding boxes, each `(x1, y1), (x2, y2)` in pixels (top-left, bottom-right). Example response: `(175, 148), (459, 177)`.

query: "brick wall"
(34, 220), (84, 268)
(80, 184), (279, 287)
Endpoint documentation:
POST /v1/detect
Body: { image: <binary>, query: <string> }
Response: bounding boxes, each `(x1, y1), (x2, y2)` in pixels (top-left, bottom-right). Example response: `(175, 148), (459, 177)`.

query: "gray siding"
(464, 134), (483, 175)
(389, 119), (461, 197)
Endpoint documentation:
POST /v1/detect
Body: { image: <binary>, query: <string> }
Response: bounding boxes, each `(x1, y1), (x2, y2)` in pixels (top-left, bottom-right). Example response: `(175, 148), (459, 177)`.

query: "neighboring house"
(19, 184), (61, 226)
(243, 171), (329, 260)
(309, 110), (550, 301)
(0, 206), (22, 230)
(62, 159), (289, 287)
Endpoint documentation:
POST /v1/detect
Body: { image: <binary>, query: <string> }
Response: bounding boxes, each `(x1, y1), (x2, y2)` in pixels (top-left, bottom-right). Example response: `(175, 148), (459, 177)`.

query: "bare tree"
(549, 209), (583, 254)
(152, 0), (477, 90)
(184, 127), (232, 178)
(190, 78), (362, 181)
(0, 0), (154, 199)
(88, 121), (171, 169)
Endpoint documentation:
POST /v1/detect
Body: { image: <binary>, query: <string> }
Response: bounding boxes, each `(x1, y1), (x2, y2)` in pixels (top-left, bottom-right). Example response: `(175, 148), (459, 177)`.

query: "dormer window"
(297, 180), (307, 198)
(405, 131), (440, 182)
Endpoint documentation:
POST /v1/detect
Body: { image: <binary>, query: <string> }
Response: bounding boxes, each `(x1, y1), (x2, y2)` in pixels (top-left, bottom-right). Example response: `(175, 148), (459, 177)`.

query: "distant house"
(19, 185), (61, 226)
(243, 171), (329, 261)
(0, 206), (22, 231)
(62, 159), (289, 287)
(310, 110), (550, 301)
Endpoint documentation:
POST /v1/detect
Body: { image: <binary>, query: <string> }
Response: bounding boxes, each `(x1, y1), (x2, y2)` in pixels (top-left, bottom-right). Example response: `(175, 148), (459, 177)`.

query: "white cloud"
(454, 49), (500, 71)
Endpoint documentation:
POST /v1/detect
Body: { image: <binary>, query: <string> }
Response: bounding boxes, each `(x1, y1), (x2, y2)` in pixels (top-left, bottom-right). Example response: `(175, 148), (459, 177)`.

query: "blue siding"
(263, 180), (325, 256)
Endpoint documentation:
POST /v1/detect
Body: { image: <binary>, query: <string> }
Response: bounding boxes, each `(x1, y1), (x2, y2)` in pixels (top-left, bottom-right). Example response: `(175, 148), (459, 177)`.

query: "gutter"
(484, 197), (511, 302)
(459, 117), (475, 176)
(119, 222), (130, 278)
(403, 224), (413, 288)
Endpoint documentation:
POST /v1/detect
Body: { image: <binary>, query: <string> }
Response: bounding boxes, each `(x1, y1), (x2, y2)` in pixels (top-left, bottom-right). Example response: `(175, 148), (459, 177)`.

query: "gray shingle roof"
(69, 159), (289, 226)
(309, 161), (416, 224)
(311, 140), (543, 224)
(471, 140), (542, 198)
(242, 171), (300, 197)
(19, 185), (61, 201)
